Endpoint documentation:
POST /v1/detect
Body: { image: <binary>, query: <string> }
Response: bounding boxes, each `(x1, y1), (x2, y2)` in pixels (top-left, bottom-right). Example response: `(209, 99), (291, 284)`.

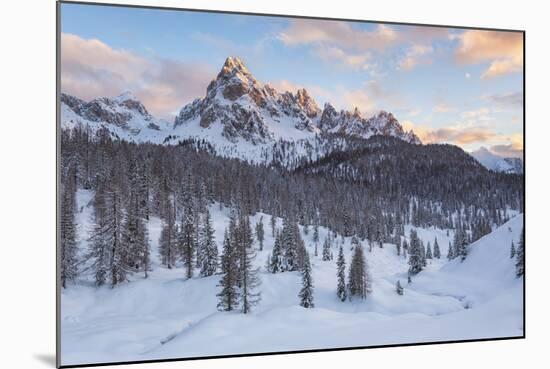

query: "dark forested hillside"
(61, 126), (523, 256)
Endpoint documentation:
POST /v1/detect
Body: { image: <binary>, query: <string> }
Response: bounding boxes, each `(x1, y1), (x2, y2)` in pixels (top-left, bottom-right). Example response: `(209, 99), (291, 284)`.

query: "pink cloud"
(454, 30), (523, 79)
(61, 33), (214, 118)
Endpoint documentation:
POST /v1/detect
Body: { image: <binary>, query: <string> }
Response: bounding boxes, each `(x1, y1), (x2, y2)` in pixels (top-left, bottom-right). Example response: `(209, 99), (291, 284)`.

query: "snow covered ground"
(60, 190), (524, 366)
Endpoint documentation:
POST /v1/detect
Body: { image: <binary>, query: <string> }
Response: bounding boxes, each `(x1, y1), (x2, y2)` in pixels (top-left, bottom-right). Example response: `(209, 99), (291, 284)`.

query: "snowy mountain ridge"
(60, 56), (420, 163)
(61, 91), (172, 143)
(470, 147), (524, 174)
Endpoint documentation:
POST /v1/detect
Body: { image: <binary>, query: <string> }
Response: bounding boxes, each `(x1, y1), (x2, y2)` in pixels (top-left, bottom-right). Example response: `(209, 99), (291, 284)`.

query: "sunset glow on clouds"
(60, 3), (523, 157)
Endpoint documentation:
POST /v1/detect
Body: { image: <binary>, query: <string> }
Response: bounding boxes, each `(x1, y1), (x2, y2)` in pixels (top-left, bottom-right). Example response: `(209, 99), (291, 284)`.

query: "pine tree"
(447, 240), (454, 260)
(313, 223), (319, 245)
(299, 251), (314, 308)
(238, 216), (261, 314)
(159, 205), (178, 269)
(426, 241), (433, 260)
(255, 216), (265, 251)
(515, 228), (524, 277)
(314, 242), (318, 257)
(60, 176), (78, 288)
(433, 237), (441, 259)
(510, 240), (516, 259)
(269, 230), (284, 273)
(281, 217), (299, 271)
(198, 209), (218, 277)
(396, 280), (404, 295)
(322, 236), (332, 261)
(178, 205), (196, 279)
(88, 187), (128, 287)
(454, 225), (469, 261)
(217, 230), (239, 311)
(336, 245), (347, 302)
(348, 245), (371, 300)
(408, 230), (424, 275)
(122, 192), (149, 278)
(270, 215), (277, 237)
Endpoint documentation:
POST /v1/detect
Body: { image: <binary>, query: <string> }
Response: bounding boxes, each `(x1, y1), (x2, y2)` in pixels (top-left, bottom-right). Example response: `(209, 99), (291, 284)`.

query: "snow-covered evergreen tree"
(348, 245), (371, 300)
(515, 228), (524, 277)
(178, 204), (196, 279)
(299, 251), (314, 308)
(420, 240), (427, 266)
(336, 245), (347, 302)
(313, 223), (319, 245)
(159, 201), (178, 269)
(88, 187), (128, 287)
(270, 215), (276, 237)
(268, 229), (284, 273)
(122, 190), (149, 278)
(447, 240), (454, 260)
(510, 240), (516, 259)
(433, 237), (441, 259)
(255, 216), (265, 251)
(198, 209), (218, 277)
(322, 236), (332, 261)
(60, 174), (78, 288)
(237, 215), (261, 314)
(426, 241), (433, 260)
(408, 230), (423, 275)
(281, 217), (299, 271)
(453, 225), (469, 261)
(217, 230), (239, 311)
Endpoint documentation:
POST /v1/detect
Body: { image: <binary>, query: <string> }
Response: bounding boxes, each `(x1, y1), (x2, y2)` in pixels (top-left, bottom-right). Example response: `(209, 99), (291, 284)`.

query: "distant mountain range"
(471, 147), (523, 174)
(61, 56), (521, 174)
(61, 57), (419, 156)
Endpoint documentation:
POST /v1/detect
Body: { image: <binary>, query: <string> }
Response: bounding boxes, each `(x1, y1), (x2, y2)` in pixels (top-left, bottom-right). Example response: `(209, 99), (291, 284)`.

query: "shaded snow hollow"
(60, 190), (523, 366)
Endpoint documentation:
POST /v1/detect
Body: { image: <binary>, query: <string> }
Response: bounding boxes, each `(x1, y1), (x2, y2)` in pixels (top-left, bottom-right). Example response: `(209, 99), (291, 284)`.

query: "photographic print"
(58, 1), (525, 367)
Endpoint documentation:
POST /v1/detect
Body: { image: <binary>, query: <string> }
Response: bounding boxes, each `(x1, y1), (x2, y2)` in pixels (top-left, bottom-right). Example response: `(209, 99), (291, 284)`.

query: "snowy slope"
(60, 191), (523, 366)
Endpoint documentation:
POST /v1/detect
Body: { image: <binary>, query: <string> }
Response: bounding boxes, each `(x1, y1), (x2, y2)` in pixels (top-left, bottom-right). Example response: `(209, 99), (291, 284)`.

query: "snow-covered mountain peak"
(295, 88), (321, 119)
(219, 56), (250, 77)
(60, 91), (170, 141)
(471, 147), (523, 174)
(62, 56), (424, 161)
(113, 90), (139, 103)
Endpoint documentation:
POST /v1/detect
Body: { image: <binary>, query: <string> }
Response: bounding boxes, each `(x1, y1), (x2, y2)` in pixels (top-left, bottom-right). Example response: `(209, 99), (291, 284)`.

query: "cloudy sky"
(60, 3), (523, 157)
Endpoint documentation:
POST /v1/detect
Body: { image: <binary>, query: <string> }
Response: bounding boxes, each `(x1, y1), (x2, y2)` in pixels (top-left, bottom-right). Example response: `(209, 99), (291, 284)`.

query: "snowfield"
(61, 190), (524, 366)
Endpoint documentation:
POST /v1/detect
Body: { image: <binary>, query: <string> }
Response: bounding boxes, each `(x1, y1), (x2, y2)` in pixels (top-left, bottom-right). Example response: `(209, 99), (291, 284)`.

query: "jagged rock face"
(63, 56), (421, 147)
(60, 91), (170, 140)
(318, 104), (420, 144)
(62, 92), (153, 129)
(295, 88), (321, 119)
(61, 93), (86, 114)
(319, 103), (339, 131)
(174, 56), (320, 143)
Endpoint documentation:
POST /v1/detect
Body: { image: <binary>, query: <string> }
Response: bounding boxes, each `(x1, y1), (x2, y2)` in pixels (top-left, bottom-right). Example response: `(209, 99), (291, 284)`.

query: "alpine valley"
(59, 57), (525, 366)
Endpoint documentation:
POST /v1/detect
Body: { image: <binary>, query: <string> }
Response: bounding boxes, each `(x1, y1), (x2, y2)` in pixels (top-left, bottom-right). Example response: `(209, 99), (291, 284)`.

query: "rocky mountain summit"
(173, 56), (420, 145)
